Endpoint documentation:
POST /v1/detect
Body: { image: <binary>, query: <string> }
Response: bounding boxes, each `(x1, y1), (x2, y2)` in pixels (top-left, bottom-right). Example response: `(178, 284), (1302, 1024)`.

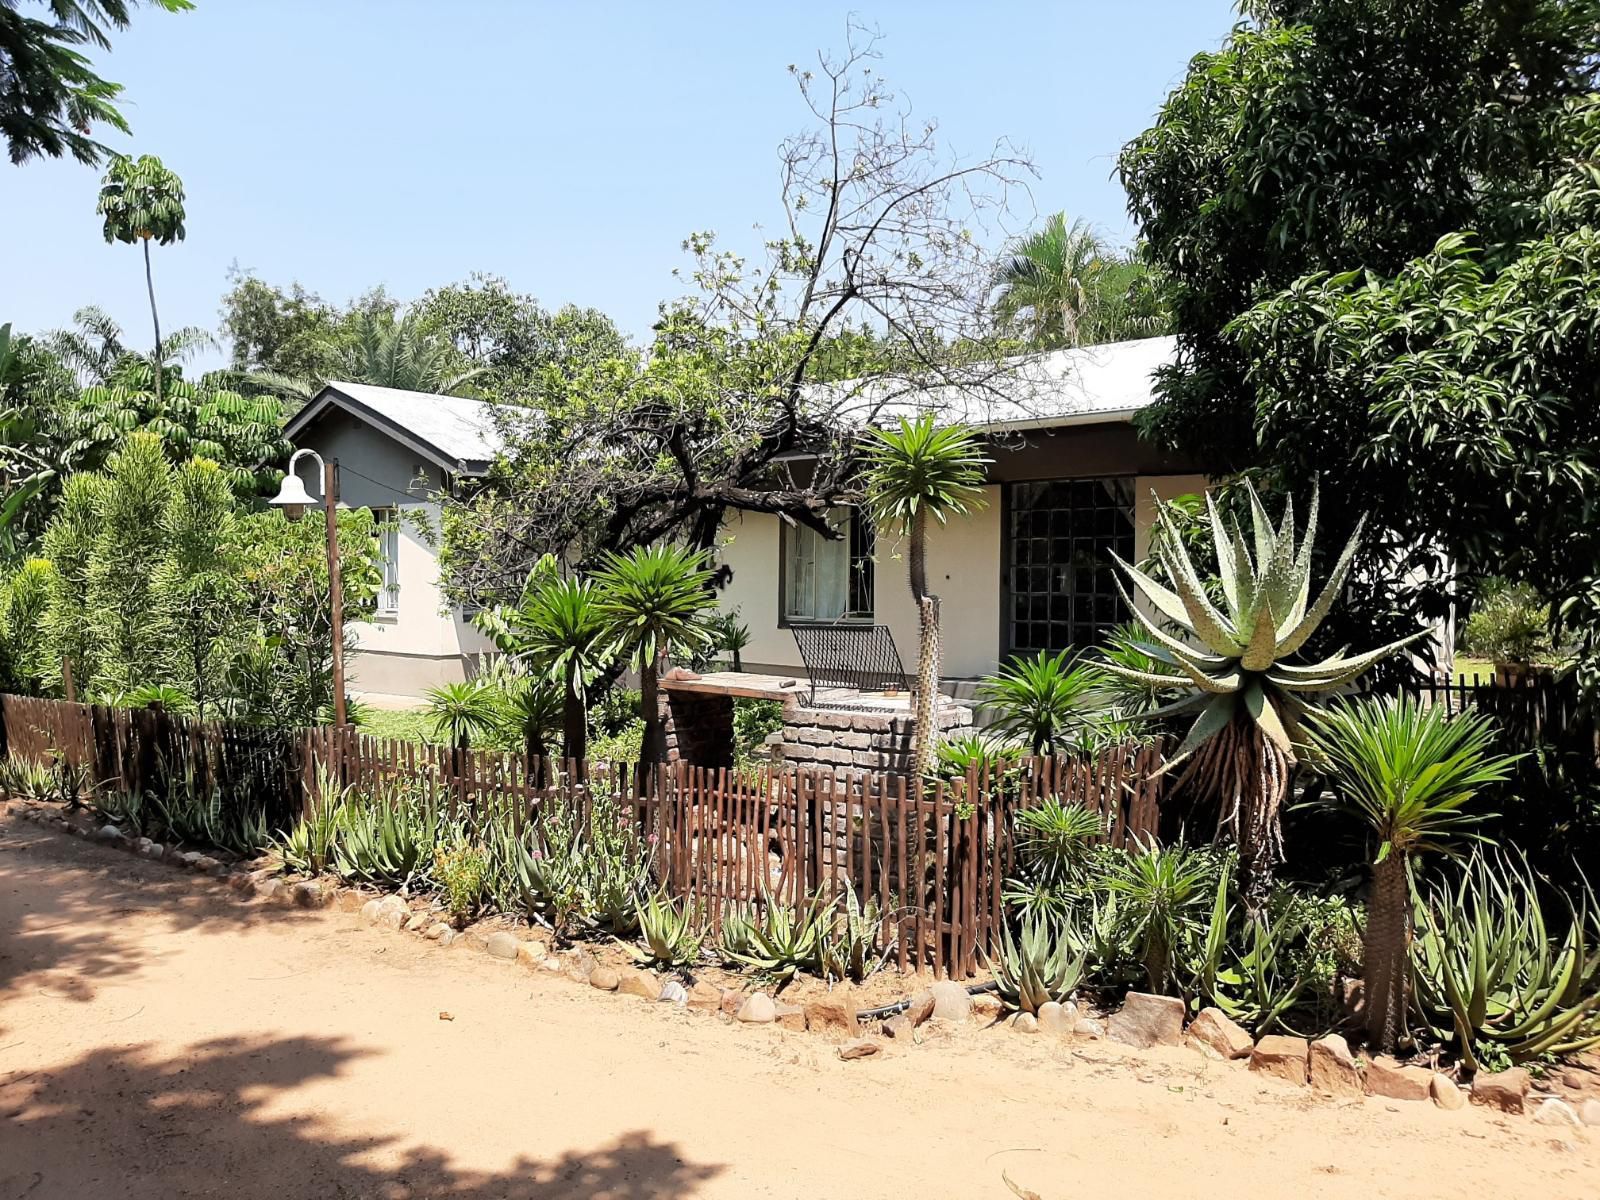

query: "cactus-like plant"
(817, 882), (891, 984)
(984, 916), (1087, 1015)
(1105, 484), (1422, 906)
(635, 891), (704, 968)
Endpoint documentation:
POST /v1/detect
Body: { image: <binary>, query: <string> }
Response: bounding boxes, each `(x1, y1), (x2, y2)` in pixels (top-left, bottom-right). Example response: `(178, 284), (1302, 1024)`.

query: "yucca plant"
(635, 891), (704, 968)
(1302, 696), (1516, 1053)
(1412, 852), (1600, 1071)
(424, 679), (501, 751)
(984, 916), (1087, 1015)
(976, 648), (1107, 756)
(1104, 840), (1220, 996)
(817, 881), (891, 984)
(91, 786), (144, 834)
(1014, 797), (1106, 891)
(0, 756), (58, 803)
(1194, 865), (1310, 1034)
(276, 764), (348, 875)
(724, 890), (831, 984)
(1104, 484), (1423, 908)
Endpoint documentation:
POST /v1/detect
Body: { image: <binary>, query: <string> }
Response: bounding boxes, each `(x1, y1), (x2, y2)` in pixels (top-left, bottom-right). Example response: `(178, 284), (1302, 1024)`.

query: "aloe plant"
(984, 916), (1087, 1015)
(817, 881), (891, 984)
(333, 784), (436, 887)
(1412, 853), (1600, 1070)
(1194, 866), (1310, 1034)
(1105, 483), (1422, 907)
(723, 891), (831, 984)
(635, 891), (704, 968)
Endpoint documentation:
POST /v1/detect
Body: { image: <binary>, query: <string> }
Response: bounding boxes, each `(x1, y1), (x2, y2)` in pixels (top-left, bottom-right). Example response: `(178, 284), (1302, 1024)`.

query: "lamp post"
(269, 448), (346, 727)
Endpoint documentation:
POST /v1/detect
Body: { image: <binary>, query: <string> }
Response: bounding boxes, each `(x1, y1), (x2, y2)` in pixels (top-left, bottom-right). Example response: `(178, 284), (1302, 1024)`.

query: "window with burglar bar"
(783, 507), (874, 623)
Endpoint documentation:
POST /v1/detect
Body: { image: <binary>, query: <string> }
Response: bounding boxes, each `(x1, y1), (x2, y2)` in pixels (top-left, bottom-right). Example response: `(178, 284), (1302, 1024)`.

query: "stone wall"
(769, 703), (972, 777)
(661, 691), (735, 769)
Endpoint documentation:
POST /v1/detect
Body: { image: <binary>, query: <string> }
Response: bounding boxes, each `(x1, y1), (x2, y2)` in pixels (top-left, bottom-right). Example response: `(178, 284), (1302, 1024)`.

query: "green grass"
(1452, 655), (1495, 684)
(357, 706), (443, 746)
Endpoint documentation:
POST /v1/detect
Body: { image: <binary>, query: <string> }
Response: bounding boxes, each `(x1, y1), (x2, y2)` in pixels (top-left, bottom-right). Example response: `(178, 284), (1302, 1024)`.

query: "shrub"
(1464, 580), (1553, 666)
(1103, 840), (1221, 996)
(434, 839), (490, 927)
(976, 649), (1108, 756)
(732, 698), (784, 765)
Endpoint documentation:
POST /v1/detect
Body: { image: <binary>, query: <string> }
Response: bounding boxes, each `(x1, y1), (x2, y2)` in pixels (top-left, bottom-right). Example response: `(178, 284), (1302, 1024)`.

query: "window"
(1004, 478), (1134, 653)
(372, 507), (400, 616)
(784, 508), (874, 623)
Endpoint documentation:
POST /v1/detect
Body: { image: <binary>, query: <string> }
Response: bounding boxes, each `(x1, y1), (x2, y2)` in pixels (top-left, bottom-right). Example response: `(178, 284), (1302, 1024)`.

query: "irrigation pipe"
(856, 980), (998, 1022)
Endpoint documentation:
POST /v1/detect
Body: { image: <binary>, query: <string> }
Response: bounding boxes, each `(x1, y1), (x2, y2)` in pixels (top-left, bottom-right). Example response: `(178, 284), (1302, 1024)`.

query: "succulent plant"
(817, 881), (891, 984)
(635, 891), (704, 968)
(984, 916), (1086, 1015)
(722, 890), (830, 983)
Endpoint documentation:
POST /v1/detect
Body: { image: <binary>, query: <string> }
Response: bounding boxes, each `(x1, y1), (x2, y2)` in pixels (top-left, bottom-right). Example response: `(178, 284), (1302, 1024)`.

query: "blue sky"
(0, 2), (1235, 370)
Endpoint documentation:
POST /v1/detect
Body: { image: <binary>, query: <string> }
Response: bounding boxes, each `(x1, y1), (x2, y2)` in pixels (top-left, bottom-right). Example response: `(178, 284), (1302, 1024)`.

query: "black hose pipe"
(856, 980), (998, 1022)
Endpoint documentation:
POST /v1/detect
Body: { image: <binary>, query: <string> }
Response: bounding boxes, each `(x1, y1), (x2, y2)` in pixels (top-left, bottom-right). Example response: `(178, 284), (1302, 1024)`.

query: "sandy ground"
(1, 814), (1595, 1200)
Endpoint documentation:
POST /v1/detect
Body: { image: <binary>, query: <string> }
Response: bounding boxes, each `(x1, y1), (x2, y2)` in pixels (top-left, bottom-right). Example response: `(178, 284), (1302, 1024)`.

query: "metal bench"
(789, 623), (909, 707)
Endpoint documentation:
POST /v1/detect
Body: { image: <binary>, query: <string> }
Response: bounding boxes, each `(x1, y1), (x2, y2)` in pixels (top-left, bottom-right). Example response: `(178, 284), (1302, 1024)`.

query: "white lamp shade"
(270, 471), (315, 519)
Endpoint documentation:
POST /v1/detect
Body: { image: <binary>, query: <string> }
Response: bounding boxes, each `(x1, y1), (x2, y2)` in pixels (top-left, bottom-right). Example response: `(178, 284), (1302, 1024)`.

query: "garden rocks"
(837, 1038), (881, 1061)
(254, 877), (287, 905)
(906, 990), (936, 1027)
(686, 979), (723, 1012)
(93, 825), (124, 843)
(1471, 1068), (1530, 1114)
(1308, 1035), (1362, 1098)
(426, 923), (452, 941)
(515, 941), (548, 969)
(485, 931), (520, 960)
(1186, 1007), (1253, 1061)
(560, 947), (597, 984)
(133, 838), (165, 860)
(589, 966), (620, 992)
(617, 968), (659, 1001)
(360, 899), (382, 923)
(880, 1013), (912, 1039)
(1532, 1098), (1582, 1129)
(1108, 992), (1185, 1049)
(292, 881), (331, 909)
(658, 980), (688, 1005)
(376, 896), (409, 930)
(1073, 1017), (1104, 1039)
(1430, 1074), (1466, 1111)
(774, 1002), (806, 1032)
(1365, 1056), (1431, 1102)
(1036, 1001), (1075, 1038)
(736, 993), (775, 1024)
(1578, 1098), (1600, 1128)
(1249, 1035), (1310, 1086)
(927, 980), (971, 1023)
(1010, 1012), (1039, 1034)
(970, 993), (1004, 1022)
(804, 992), (859, 1037)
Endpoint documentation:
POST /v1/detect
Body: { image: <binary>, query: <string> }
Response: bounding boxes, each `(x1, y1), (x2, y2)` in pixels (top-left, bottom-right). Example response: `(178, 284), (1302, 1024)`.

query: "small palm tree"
(97, 155), (186, 405)
(506, 573), (610, 763)
(977, 649), (1107, 756)
(425, 679), (500, 751)
(494, 674), (563, 775)
(592, 545), (717, 770)
(333, 309), (485, 396)
(1301, 696), (1516, 1054)
(863, 415), (988, 778)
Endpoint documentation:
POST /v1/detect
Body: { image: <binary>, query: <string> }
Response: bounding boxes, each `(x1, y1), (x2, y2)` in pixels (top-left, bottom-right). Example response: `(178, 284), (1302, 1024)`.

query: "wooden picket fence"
(1, 694), (1168, 978)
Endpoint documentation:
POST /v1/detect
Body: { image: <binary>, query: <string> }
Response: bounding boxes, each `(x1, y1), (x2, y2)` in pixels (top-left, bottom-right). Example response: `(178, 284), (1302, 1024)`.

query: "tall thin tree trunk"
(562, 684), (587, 766)
(640, 651), (665, 770)
(908, 509), (939, 778)
(143, 238), (163, 406)
(1364, 850), (1411, 1054)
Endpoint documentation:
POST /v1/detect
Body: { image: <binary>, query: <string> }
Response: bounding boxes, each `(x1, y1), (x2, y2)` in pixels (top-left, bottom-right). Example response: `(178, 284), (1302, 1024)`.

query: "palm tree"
(424, 679), (500, 752)
(504, 573), (611, 764)
(976, 649), (1107, 756)
(592, 545), (717, 771)
(1301, 696), (1516, 1054)
(46, 305), (213, 386)
(992, 212), (1168, 348)
(863, 415), (988, 778)
(96, 154), (186, 405)
(333, 309), (485, 396)
(493, 674), (563, 777)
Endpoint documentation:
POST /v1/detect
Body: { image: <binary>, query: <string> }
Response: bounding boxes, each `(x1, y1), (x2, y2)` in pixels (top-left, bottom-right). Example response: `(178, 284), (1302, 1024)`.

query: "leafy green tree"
(863, 415), (988, 778)
(217, 270), (344, 386)
(0, 557), (53, 691)
(0, 1), (193, 167)
(96, 153), (186, 405)
(992, 212), (1167, 348)
(154, 456), (243, 720)
(39, 469), (105, 689)
(85, 430), (172, 696)
(1302, 697), (1516, 1054)
(593, 545), (717, 769)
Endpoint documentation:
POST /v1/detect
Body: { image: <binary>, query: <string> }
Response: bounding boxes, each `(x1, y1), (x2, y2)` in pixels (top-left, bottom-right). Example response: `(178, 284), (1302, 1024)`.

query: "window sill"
(373, 612), (400, 625)
(779, 615), (876, 629)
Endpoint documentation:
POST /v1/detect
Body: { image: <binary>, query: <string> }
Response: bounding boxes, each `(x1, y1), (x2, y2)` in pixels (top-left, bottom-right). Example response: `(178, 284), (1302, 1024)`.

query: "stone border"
(6, 795), (1599, 1119)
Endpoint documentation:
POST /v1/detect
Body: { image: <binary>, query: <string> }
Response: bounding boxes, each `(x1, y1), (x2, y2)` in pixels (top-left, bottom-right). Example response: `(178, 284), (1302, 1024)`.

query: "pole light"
(269, 448), (348, 727)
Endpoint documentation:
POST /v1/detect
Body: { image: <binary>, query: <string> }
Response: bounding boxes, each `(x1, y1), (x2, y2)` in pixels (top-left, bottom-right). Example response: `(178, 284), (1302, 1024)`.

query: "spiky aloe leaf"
(1110, 551), (1194, 635)
(1266, 630), (1430, 692)
(1243, 681), (1294, 755)
(1238, 598), (1281, 672)
(1209, 492), (1241, 620)
(1155, 528), (1241, 655)
(1117, 580), (1235, 673)
(1246, 481), (1276, 568)
(1276, 517), (1365, 656)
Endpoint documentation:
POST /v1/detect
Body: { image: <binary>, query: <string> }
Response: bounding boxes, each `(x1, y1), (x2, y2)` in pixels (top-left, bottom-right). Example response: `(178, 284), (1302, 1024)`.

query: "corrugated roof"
(287, 381), (505, 472)
(819, 334), (1176, 431)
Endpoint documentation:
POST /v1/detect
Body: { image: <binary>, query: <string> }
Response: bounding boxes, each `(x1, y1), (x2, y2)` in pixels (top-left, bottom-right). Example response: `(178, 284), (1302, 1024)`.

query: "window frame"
(779, 506), (875, 626)
(371, 505), (401, 619)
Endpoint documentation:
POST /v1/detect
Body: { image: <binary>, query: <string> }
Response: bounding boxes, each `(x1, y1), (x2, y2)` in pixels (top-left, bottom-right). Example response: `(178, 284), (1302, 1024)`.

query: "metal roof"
(285, 381), (505, 475)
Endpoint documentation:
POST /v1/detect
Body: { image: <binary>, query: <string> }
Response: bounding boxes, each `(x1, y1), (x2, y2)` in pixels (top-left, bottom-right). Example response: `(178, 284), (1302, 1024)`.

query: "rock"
(1073, 1017), (1104, 1039)
(880, 1013), (912, 1039)
(376, 894), (407, 917)
(1186, 1007), (1254, 1061)
(1578, 1098), (1600, 1127)
(1108, 992), (1186, 1049)
(1366, 1056), (1432, 1102)
(1011, 1012), (1039, 1034)
(560, 947), (597, 984)
(94, 825), (124, 843)
(970, 993), (1004, 1022)
(540, 954), (563, 972)
(254, 877), (286, 904)
(136, 839), (165, 860)
(906, 990), (936, 1027)
(485, 931), (520, 960)
(737, 993), (776, 1024)
(589, 966), (620, 991)
(360, 899), (382, 923)
(1471, 1067), (1530, 1114)
(659, 980), (689, 1005)
(804, 991), (859, 1037)
(1431, 1074), (1466, 1111)
(426, 922), (451, 941)
(379, 905), (408, 930)
(719, 989), (745, 1017)
(1308, 1034), (1362, 1098)
(291, 881), (328, 909)
(686, 979), (723, 1012)
(774, 1002), (806, 1032)
(516, 941), (548, 969)
(927, 980), (971, 1023)
(228, 871), (255, 893)
(1533, 1098), (1581, 1128)
(838, 1037), (881, 1060)
(1250, 1035), (1310, 1086)
(1037, 1000), (1075, 1037)
(175, 850), (202, 868)
(616, 967), (658, 1001)
(438, 929), (458, 947)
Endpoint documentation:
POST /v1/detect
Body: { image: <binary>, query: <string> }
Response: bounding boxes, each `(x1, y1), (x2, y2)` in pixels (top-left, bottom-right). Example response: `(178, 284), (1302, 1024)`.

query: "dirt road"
(1, 814), (1593, 1200)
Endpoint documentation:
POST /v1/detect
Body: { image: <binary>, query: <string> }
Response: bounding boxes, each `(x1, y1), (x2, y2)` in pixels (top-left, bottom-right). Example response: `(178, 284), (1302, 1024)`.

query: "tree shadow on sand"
(0, 1033), (725, 1199)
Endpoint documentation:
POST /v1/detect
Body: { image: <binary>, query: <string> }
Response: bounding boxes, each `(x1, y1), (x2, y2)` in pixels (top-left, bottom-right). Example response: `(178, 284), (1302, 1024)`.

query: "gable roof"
(284, 381), (505, 476)
(816, 335), (1176, 433)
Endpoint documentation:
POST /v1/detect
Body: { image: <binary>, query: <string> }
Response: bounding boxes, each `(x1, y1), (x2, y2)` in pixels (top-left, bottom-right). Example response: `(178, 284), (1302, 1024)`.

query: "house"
(285, 337), (1207, 702)
(713, 335), (1205, 694)
(282, 381), (500, 703)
